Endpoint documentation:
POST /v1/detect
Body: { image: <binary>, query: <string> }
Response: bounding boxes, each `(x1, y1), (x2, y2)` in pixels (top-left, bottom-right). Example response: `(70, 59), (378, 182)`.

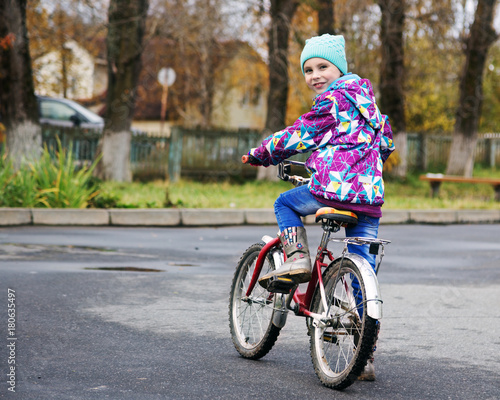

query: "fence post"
(168, 127), (183, 182)
(417, 133), (425, 170)
(422, 134), (428, 171)
(488, 138), (496, 168)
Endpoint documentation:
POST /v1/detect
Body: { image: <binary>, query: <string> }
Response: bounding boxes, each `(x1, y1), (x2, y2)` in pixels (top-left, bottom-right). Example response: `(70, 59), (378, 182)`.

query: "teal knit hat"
(300, 34), (348, 75)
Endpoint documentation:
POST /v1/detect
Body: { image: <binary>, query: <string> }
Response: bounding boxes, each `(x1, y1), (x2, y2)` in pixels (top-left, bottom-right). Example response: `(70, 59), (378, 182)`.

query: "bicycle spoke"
(310, 260), (379, 389)
(229, 243), (282, 359)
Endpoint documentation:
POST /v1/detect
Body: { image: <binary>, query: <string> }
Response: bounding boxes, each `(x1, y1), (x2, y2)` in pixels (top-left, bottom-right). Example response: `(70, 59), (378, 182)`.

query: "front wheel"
(229, 242), (282, 359)
(310, 258), (379, 390)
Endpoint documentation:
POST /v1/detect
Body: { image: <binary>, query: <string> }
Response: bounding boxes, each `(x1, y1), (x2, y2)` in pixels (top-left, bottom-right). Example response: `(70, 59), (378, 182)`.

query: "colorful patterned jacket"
(250, 74), (395, 207)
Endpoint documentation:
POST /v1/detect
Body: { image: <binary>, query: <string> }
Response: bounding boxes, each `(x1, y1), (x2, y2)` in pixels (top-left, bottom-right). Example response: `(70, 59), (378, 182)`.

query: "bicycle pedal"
(267, 276), (296, 294)
(322, 332), (338, 344)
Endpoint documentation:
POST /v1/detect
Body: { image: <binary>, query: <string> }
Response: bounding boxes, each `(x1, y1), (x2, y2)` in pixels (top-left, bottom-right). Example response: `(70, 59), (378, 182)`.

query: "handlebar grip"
(242, 154), (259, 164)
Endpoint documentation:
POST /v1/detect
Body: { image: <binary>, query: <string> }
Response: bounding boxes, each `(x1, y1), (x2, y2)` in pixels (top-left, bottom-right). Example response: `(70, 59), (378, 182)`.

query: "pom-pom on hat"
(300, 34), (348, 75)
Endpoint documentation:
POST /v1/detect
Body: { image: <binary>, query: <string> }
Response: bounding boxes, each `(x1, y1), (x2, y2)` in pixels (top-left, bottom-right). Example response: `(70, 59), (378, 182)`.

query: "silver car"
(37, 95), (104, 129)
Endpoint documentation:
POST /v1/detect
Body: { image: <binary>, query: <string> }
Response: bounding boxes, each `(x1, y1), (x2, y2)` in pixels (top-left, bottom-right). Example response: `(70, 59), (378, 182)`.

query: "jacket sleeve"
(379, 114), (395, 163)
(249, 97), (335, 167)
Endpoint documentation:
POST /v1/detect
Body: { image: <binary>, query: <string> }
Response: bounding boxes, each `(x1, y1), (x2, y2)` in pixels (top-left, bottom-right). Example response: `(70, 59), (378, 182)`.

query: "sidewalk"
(1, 208), (499, 227)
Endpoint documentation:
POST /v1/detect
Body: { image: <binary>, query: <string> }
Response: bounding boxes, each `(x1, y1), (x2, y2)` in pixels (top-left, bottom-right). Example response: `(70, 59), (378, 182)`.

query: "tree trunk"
(197, 0), (219, 128)
(377, 0), (407, 177)
(257, 0), (299, 181)
(95, 0), (149, 181)
(317, 0), (335, 35)
(0, 0), (41, 169)
(446, 0), (498, 177)
(199, 40), (216, 127)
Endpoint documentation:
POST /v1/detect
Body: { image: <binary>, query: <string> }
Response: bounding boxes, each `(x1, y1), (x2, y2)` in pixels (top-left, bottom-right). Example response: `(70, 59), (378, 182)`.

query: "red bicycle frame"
(245, 238), (335, 318)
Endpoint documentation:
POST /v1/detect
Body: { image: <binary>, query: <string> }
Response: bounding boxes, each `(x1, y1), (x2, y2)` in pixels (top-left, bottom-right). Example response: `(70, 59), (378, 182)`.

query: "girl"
(246, 34), (395, 290)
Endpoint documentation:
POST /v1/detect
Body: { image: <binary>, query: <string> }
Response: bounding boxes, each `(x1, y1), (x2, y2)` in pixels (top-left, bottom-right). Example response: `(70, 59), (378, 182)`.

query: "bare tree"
(95, 0), (149, 181)
(0, 0), (41, 168)
(196, 0), (222, 127)
(258, 0), (299, 180)
(446, 0), (499, 176)
(377, 0), (406, 177)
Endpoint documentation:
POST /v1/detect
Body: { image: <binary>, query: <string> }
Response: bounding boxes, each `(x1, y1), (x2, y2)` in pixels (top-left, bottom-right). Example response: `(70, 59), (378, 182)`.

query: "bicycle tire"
(229, 242), (282, 359)
(309, 258), (378, 390)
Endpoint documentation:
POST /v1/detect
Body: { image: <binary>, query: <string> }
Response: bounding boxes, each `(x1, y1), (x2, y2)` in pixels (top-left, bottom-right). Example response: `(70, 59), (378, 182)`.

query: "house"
(33, 40), (107, 101)
(210, 41), (267, 130)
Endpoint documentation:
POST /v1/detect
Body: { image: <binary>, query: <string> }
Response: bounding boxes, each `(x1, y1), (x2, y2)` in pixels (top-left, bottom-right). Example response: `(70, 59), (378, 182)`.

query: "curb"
(1, 208), (500, 227)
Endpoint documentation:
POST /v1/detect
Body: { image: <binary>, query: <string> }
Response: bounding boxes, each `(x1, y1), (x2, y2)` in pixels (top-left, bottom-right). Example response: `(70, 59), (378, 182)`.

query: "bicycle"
(228, 157), (390, 390)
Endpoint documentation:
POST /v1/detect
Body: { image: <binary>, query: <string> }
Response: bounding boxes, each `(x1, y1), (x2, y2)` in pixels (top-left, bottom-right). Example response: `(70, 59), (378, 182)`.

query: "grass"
(98, 167), (500, 210)
(383, 173), (500, 210)
(97, 180), (290, 209)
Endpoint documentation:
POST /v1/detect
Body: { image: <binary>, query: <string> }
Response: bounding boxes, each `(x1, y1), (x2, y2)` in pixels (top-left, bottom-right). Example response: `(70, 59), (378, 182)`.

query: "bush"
(0, 152), (40, 207)
(0, 139), (99, 208)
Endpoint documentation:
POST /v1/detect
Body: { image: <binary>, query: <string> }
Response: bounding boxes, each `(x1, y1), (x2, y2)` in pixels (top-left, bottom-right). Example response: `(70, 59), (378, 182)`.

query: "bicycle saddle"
(315, 207), (358, 227)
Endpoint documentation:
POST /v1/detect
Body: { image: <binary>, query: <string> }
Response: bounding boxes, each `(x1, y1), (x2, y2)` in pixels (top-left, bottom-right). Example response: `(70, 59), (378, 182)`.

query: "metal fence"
(40, 125), (263, 181)
(407, 133), (500, 172)
(42, 126), (100, 163)
(40, 125), (500, 180)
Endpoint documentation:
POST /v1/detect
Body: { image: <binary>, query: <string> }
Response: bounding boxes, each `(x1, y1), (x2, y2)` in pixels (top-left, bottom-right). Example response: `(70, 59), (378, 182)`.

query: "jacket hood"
(325, 74), (383, 130)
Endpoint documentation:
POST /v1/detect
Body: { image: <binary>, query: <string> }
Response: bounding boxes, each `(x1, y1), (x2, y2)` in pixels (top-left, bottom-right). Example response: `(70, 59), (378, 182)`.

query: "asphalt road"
(0, 224), (499, 400)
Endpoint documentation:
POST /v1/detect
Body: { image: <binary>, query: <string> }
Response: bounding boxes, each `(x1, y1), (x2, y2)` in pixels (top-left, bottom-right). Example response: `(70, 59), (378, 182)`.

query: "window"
(40, 100), (78, 121)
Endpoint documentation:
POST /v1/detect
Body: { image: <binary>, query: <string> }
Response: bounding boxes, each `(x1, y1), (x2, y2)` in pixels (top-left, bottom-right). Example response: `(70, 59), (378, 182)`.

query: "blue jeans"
(274, 185), (380, 271)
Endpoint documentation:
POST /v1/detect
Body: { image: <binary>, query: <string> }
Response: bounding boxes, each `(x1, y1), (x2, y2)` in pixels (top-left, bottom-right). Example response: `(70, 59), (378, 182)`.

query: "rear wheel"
(309, 258), (378, 390)
(229, 243), (282, 359)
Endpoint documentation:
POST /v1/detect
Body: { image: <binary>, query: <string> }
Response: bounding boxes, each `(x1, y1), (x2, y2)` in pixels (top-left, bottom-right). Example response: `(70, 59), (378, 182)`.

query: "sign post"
(157, 68), (176, 135)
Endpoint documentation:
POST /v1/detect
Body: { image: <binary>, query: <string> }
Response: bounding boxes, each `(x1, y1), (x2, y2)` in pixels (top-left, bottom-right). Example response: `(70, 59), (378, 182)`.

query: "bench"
(419, 173), (500, 201)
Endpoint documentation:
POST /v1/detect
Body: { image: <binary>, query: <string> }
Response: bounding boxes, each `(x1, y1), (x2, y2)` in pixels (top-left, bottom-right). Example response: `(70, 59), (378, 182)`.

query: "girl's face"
(303, 58), (342, 95)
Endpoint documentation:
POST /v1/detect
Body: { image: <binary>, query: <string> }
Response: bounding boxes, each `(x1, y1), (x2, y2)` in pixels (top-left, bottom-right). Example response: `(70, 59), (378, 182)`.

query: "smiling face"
(303, 57), (342, 95)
